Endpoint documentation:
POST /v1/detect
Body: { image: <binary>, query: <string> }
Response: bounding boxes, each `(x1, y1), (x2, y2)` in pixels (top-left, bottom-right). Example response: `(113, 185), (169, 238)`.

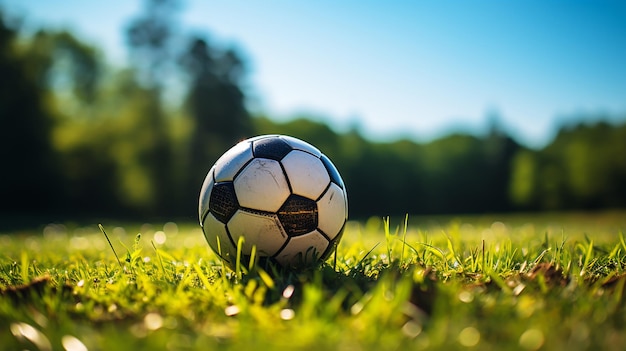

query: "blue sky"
(3, 0), (626, 147)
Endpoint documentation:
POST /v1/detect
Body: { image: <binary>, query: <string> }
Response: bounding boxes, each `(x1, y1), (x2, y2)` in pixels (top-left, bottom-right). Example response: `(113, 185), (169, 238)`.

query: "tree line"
(1, 2), (625, 227)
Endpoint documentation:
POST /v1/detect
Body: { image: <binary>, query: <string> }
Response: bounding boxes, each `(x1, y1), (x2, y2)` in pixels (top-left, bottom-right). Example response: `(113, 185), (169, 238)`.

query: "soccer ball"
(199, 135), (348, 269)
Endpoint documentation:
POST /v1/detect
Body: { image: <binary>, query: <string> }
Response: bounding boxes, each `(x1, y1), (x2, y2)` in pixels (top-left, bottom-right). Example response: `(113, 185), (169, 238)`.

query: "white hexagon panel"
(317, 183), (347, 239)
(214, 140), (254, 182)
(227, 210), (288, 256)
(281, 150), (330, 200)
(202, 212), (237, 262)
(274, 230), (329, 267)
(233, 158), (290, 212)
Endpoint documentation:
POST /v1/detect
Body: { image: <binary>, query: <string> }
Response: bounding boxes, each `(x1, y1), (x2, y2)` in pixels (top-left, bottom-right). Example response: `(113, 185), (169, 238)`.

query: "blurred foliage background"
(1, 1), (625, 228)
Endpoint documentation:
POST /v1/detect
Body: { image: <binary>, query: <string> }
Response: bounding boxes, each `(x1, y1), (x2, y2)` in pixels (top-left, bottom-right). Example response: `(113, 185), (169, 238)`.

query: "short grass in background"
(1, 211), (625, 350)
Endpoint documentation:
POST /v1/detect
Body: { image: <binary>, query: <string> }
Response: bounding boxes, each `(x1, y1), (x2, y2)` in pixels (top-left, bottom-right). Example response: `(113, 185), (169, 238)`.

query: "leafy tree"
(180, 37), (252, 162)
(101, 70), (174, 216)
(121, 0), (185, 216)
(509, 120), (626, 211)
(509, 149), (537, 208)
(480, 124), (520, 212)
(126, 0), (180, 89)
(548, 121), (626, 209)
(0, 12), (60, 215)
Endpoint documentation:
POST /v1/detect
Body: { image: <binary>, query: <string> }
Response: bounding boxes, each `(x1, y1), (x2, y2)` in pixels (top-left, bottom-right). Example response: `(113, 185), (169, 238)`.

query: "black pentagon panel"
(320, 154), (345, 188)
(209, 182), (239, 223)
(278, 195), (318, 236)
(253, 137), (293, 161)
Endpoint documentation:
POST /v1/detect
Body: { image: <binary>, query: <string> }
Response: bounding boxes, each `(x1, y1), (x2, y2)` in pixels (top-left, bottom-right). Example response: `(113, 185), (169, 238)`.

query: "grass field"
(1, 211), (625, 350)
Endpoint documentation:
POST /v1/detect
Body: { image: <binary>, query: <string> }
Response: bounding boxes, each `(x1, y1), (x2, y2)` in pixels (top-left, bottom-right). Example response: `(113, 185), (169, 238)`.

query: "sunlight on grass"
(1, 212), (625, 350)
